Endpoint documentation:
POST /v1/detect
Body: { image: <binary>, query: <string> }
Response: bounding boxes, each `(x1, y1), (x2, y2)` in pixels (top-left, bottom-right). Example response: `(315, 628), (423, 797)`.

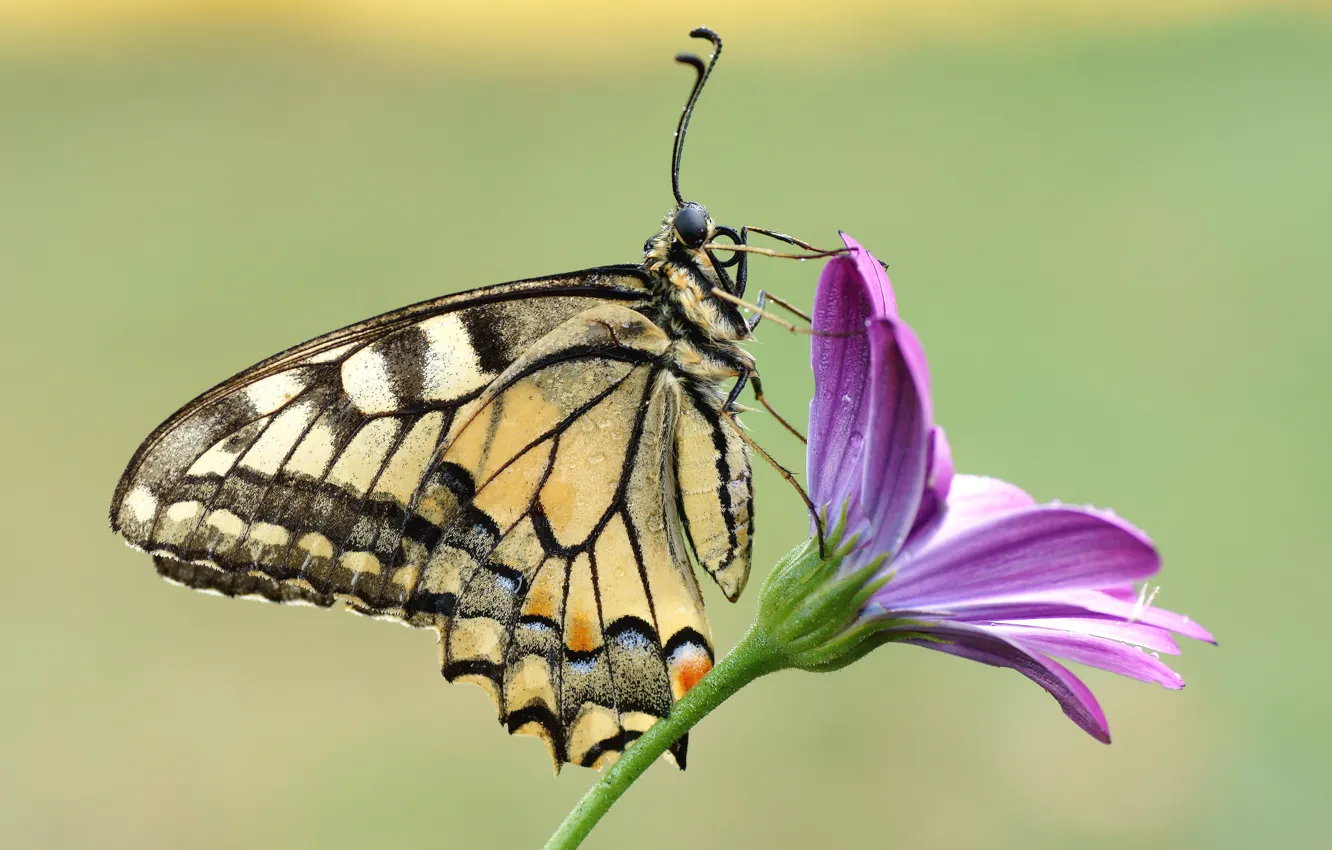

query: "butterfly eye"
(672, 204), (709, 248)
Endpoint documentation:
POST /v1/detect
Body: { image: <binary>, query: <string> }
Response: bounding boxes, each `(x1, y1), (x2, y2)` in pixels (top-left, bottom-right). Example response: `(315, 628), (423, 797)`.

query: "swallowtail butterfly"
(111, 28), (834, 771)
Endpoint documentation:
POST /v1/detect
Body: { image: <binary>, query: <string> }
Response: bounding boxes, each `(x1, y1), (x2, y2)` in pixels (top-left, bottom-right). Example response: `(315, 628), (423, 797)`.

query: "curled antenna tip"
(669, 29), (724, 207)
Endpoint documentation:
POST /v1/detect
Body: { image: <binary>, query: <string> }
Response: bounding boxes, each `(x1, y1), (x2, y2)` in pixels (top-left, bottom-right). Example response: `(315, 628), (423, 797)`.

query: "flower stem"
(542, 624), (783, 850)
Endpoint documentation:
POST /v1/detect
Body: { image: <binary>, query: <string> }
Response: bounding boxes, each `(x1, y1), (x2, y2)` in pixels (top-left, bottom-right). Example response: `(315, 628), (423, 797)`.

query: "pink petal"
(931, 474), (1035, 538)
(807, 236), (934, 558)
(901, 474), (1036, 558)
(915, 591), (1215, 645)
(1045, 589), (1216, 644)
(839, 232), (897, 320)
(910, 426), (954, 538)
(996, 617), (1181, 655)
(992, 625), (1185, 689)
(860, 317), (932, 559)
(807, 253), (874, 524)
(878, 505), (1160, 610)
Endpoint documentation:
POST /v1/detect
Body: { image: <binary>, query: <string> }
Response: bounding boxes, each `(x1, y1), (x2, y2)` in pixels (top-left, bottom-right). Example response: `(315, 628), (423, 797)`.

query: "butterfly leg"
(721, 366), (821, 535)
(720, 400), (826, 557)
(717, 225), (820, 335)
(760, 291), (812, 323)
(743, 225), (891, 273)
(715, 227), (839, 337)
(704, 243), (846, 261)
(734, 370), (807, 446)
(747, 289), (812, 334)
(714, 288), (827, 337)
(740, 226), (841, 255)
(734, 225), (751, 298)
(720, 367), (804, 446)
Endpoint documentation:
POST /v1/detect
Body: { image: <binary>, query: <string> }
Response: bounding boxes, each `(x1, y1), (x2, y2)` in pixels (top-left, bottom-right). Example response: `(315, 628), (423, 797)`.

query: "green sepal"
(751, 518), (907, 673)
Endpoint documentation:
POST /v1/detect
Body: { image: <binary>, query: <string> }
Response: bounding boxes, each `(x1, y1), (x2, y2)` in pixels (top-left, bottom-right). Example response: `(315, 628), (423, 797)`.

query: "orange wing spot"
(670, 648), (712, 697)
(567, 615), (599, 653)
(525, 587), (556, 621)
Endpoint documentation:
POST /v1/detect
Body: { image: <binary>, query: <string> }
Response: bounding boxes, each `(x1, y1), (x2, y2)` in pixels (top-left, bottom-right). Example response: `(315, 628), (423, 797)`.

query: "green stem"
(542, 624), (783, 850)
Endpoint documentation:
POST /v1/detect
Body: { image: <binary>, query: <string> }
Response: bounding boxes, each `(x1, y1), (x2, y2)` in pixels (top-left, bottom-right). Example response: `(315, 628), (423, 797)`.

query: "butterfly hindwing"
(153, 554), (338, 607)
(674, 387), (753, 601)
(417, 304), (711, 769)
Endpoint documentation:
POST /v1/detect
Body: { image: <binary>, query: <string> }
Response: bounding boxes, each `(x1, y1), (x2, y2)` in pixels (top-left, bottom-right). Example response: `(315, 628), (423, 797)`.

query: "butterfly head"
(671, 202), (710, 249)
(643, 203), (750, 341)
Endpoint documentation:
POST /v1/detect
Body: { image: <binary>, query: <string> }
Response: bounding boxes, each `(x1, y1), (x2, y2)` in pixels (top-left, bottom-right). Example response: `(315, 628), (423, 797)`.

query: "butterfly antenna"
(671, 27), (722, 208)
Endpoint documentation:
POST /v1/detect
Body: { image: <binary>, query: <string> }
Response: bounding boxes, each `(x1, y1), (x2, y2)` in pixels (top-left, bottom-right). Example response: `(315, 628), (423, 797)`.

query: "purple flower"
(804, 234), (1214, 743)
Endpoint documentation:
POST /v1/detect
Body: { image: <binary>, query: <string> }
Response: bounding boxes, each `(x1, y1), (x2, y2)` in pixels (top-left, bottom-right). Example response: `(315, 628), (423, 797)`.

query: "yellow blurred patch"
(1, 1), (1325, 67)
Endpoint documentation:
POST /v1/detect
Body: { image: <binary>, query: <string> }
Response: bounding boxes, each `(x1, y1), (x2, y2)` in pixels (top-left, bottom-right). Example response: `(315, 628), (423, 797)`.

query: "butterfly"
(110, 28), (837, 772)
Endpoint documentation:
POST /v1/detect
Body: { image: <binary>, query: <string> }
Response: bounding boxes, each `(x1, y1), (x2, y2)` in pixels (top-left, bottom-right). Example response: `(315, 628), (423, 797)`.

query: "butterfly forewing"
(111, 269), (650, 552)
(113, 272), (740, 771)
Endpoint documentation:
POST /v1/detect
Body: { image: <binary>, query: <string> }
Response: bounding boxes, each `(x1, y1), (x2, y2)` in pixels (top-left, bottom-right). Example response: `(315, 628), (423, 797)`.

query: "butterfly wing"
(674, 386), (753, 601)
(112, 273), (720, 770)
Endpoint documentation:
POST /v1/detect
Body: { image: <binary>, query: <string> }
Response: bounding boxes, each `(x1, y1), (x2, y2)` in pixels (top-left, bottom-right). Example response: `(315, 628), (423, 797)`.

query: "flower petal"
(839, 231), (897, 319)
(902, 622), (1111, 743)
(900, 473), (1037, 560)
(878, 505), (1160, 609)
(860, 317), (933, 558)
(911, 590), (1215, 645)
(931, 473), (1035, 535)
(808, 235), (931, 553)
(993, 617), (1181, 655)
(910, 426), (954, 538)
(991, 625), (1185, 689)
(1044, 588), (1217, 644)
(807, 253), (875, 524)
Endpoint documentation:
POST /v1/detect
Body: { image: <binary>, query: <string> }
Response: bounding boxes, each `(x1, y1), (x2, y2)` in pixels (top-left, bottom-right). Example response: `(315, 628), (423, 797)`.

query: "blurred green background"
(2, 4), (1329, 849)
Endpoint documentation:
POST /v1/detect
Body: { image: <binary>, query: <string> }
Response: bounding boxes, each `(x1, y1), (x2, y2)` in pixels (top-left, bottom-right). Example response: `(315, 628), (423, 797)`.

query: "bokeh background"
(3, 2), (1329, 848)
